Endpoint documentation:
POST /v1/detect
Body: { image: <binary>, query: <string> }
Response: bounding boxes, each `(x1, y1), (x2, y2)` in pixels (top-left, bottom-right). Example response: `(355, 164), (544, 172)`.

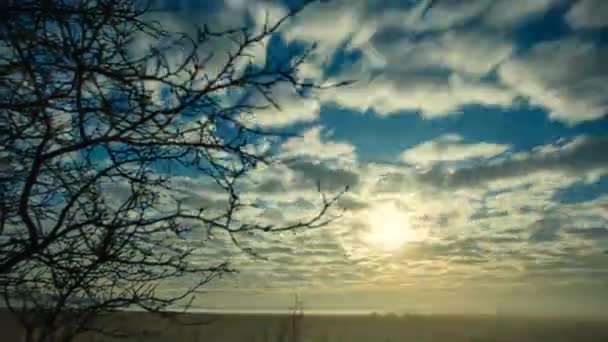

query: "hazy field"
(2, 310), (608, 342)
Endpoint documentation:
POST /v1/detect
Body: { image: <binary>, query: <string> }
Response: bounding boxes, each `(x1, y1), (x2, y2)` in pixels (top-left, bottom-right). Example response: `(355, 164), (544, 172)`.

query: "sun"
(364, 201), (416, 251)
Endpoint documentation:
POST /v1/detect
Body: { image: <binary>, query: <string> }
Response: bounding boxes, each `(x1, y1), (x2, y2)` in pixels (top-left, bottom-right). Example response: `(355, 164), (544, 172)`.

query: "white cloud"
(285, 6), (518, 118)
(483, 0), (560, 28)
(383, 0), (491, 32)
(371, 0), (560, 32)
(282, 0), (366, 80)
(566, 0), (608, 29)
(401, 134), (509, 166)
(418, 135), (608, 189)
(238, 125), (358, 200)
(498, 38), (608, 124)
(244, 83), (321, 128)
(277, 0), (608, 126)
(414, 31), (512, 76)
(137, 0), (608, 305)
(322, 72), (515, 117)
(163, 139), (608, 304)
(368, 30), (513, 78)
(141, 2), (258, 74)
(284, 1), (361, 51)
(280, 126), (356, 162)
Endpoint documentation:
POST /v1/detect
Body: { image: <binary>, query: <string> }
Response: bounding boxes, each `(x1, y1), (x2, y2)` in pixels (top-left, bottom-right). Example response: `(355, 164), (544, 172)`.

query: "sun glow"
(364, 202), (416, 251)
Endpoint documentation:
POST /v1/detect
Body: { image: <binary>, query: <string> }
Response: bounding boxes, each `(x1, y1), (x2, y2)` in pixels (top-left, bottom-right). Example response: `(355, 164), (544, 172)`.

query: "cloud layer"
(143, 0), (608, 313)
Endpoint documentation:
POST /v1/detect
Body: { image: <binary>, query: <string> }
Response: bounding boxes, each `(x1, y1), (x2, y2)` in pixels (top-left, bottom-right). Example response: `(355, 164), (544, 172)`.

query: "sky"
(147, 0), (608, 317)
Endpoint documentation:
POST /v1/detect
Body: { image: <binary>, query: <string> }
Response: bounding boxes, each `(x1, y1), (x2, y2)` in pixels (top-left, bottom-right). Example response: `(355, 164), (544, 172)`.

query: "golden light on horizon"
(364, 201), (416, 251)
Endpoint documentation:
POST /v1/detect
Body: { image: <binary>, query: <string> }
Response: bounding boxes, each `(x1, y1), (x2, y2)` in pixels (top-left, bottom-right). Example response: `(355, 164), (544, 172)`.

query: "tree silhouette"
(0, 0), (347, 341)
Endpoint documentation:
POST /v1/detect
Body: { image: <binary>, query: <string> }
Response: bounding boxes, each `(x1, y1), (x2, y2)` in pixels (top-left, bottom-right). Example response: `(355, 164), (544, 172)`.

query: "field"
(2, 310), (608, 342)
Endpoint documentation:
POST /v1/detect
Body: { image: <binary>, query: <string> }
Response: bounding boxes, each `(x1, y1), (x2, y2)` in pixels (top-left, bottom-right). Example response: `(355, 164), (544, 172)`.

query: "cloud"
(142, 1), (261, 71)
(566, 227), (608, 240)
(255, 177), (287, 194)
(243, 83), (321, 128)
(284, 0), (362, 56)
(379, 0), (490, 32)
(419, 135), (608, 189)
(322, 73), (516, 117)
(243, 126), (358, 197)
(482, 0), (560, 28)
(135, 0), (608, 307)
(288, 1), (607, 128)
(248, 158), (357, 195)
(566, 0), (608, 29)
(469, 208), (509, 221)
(287, 159), (359, 191)
(366, 0), (560, 32)
(401, 134), (509, 166)
(280, 126), (356, 162)
(366, 29), (513, 78)
(319, 23), (517, 117)
(528, 217), (562, 243)
(498, 38), (608, 124)
(278, 0), (608, 126)
(336, 194), (369, 211)
(271, 0), (522, 120)
(411, 31), (513, 76)
(243, 125), (359, 195)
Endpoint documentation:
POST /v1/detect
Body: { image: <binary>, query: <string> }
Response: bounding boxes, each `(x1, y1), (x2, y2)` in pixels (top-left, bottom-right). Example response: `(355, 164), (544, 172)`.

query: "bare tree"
(0, 0), (348, 341)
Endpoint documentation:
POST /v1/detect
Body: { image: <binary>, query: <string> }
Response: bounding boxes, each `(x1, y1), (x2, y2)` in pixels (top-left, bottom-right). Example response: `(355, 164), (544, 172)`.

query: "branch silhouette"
(0, 0), (348, 341)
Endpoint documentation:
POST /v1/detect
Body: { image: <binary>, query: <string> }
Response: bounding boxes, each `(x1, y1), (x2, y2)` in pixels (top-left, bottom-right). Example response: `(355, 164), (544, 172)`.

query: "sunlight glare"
(364, 202), (416, 251)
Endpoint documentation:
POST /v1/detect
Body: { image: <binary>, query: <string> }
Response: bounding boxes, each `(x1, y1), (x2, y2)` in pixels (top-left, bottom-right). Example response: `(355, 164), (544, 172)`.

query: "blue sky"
(149, 0), (608, 316)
